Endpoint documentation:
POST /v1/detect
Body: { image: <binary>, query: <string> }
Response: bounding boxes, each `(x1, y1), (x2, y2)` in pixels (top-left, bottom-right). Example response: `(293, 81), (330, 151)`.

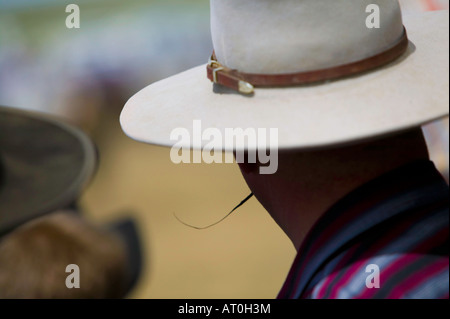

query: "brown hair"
(0, 212), (127, 299)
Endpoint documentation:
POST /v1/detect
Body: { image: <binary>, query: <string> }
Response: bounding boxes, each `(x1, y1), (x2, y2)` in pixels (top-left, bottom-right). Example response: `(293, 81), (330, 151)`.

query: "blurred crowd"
(0, 0), (211, 130)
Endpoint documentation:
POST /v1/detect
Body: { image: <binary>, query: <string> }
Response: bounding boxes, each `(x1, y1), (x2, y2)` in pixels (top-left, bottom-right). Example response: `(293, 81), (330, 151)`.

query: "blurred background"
(0, 0), (448, 298)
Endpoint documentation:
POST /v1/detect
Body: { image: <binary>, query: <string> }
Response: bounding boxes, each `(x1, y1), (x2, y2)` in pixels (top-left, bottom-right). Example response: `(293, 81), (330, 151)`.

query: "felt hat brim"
(120, 11), (449, 151)
(0, 106), (97, 236)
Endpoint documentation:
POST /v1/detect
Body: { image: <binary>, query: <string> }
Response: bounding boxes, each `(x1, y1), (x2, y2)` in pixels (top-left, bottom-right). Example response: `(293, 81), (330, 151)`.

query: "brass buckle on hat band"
(206, 28), (409, 95)
(208, 57), (224, 84)
(207, 56), (255, 94)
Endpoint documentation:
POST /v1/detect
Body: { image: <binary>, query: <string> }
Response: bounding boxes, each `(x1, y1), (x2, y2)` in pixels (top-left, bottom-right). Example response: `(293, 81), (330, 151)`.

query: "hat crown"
(210, 0), (404, 74)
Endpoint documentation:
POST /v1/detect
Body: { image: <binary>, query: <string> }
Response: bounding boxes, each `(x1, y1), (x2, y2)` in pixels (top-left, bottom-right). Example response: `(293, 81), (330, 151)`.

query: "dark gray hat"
(0, 105), (142, 296)
(0, 105), (96, 235)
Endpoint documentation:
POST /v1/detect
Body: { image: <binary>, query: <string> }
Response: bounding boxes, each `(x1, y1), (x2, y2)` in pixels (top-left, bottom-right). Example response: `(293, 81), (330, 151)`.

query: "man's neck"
(238, 129), (430, 251)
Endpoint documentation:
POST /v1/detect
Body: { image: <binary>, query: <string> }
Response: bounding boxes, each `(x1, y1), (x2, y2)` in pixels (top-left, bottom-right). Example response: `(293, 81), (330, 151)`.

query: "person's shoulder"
(306, 251), (449, 299)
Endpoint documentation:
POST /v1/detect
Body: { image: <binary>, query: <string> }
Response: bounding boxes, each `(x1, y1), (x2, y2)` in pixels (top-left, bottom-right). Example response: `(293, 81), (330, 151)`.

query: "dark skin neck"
(238, 129), (430, 251)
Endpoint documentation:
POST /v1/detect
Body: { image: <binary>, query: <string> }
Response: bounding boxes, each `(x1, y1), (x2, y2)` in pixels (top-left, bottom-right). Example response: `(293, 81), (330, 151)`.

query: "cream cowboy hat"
(120, 0), (449, 151)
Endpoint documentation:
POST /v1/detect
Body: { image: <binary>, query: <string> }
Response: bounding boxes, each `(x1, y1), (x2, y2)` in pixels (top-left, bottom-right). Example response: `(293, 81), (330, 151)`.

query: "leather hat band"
(207, 28), (409, 94)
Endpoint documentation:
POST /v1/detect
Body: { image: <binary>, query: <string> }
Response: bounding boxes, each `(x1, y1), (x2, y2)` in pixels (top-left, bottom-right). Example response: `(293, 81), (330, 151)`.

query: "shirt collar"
(278, 160), (449, 298)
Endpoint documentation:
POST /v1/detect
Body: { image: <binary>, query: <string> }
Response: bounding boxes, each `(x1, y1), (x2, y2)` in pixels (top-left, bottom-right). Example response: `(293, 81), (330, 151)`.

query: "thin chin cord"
(173, 193), (254, 230)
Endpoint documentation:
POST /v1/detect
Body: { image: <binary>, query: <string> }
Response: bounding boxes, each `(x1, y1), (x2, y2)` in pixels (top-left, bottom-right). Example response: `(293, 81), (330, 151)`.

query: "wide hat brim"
(0, 106), (97, 236)
(120, 11), (449, 151)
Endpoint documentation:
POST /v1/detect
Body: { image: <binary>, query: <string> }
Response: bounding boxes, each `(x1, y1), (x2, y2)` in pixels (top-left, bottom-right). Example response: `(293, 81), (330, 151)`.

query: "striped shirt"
(277, 160), (449, 299)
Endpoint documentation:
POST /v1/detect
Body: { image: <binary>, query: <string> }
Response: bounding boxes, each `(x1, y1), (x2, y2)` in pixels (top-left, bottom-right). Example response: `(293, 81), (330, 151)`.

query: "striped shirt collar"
(277, 160), (449, 299)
